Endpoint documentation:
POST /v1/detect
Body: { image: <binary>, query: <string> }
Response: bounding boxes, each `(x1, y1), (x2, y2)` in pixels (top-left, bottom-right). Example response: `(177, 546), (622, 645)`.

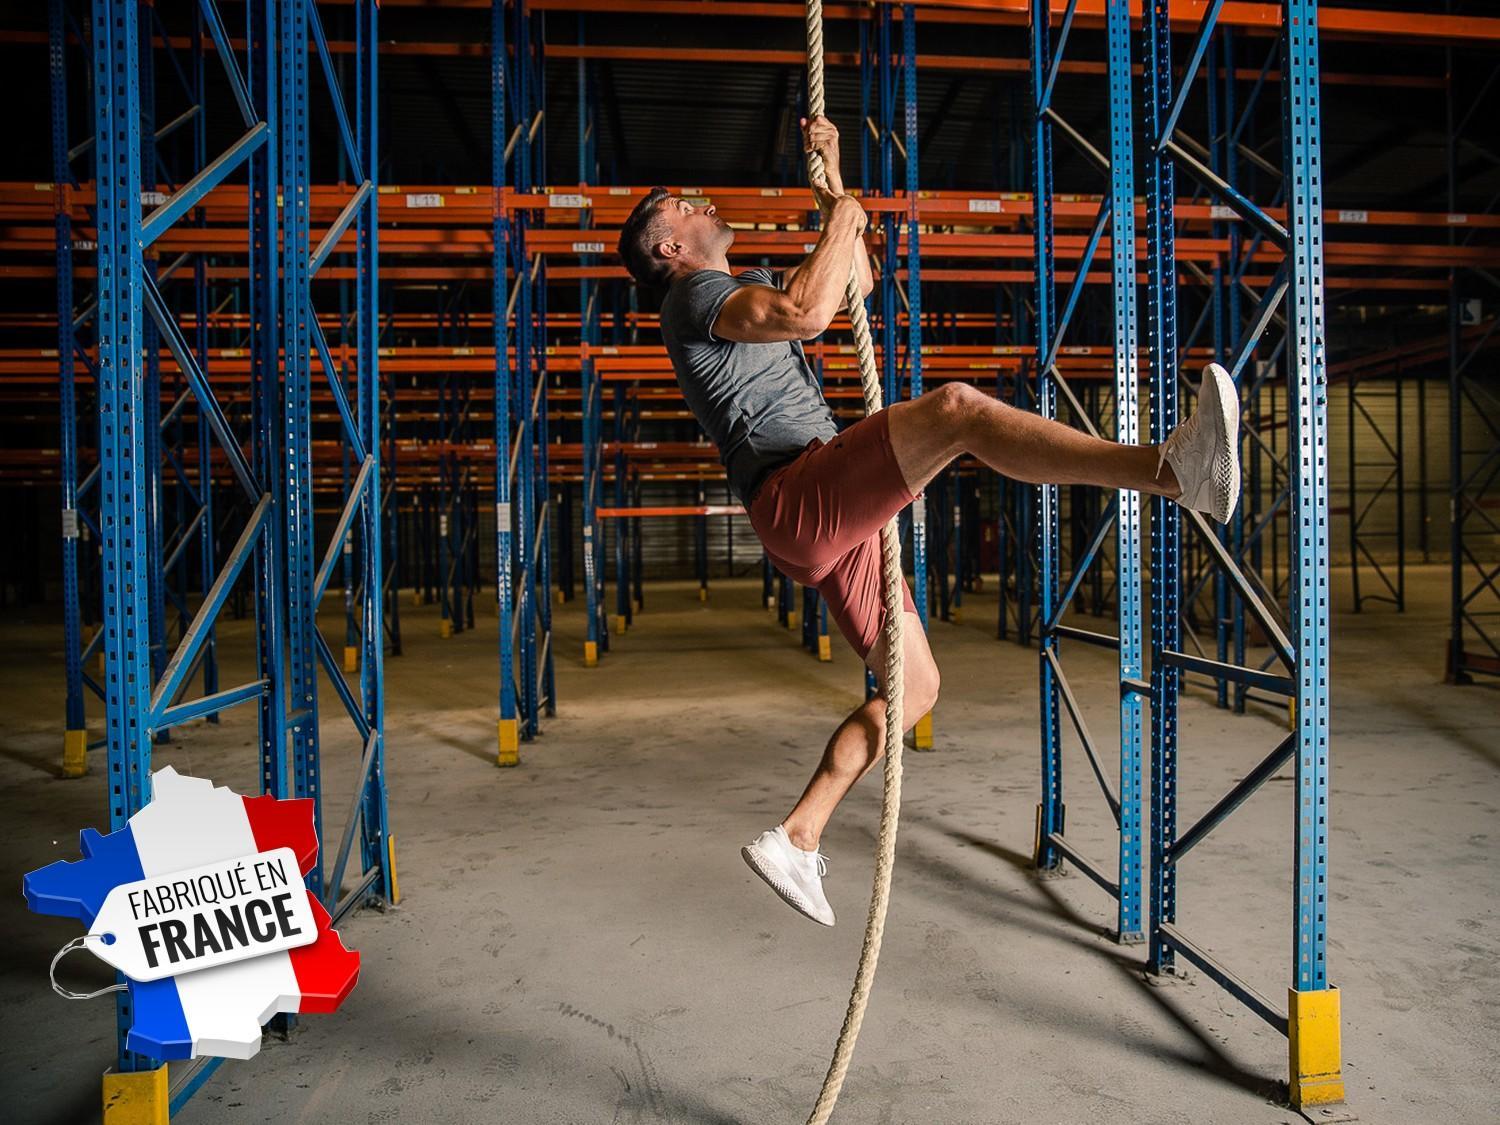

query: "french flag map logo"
(22, 767), (360, 1060)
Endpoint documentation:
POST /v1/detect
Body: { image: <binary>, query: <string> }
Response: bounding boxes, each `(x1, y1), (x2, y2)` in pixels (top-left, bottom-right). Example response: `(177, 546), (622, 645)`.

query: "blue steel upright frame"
(493, 0), (556, 762)
(52, 0), (225, 777)
(493, 0), (520, 763)
(1445, 39), (1500, 683)
(80, 1), (393, 1114)
(89, 0), (278, 1103)
(1027, 0), (1144, 944)
(52, 0), (93, 779)
(291, 0), (394, 922)
(578, 19), (608, 670)
(1143, 1), (1345, 1111)
(900, 3), (933, 749)
(857, 4), (933, 733)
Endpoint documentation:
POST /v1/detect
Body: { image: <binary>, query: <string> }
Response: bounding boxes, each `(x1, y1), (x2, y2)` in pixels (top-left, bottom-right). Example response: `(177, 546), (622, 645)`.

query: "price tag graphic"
(85, 848), (317, 982)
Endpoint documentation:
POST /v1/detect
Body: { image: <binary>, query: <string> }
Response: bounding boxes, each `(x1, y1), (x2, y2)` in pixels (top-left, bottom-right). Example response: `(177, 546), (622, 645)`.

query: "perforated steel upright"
(1143, 1), (1344, 1110)
(494, 0), (555, 750)
(578, 19), (606, 669)
(1445, 36), (1500, 683)
(531, 16), (557, 721)
(51, 0), (88, 778)
(86, 0), (293, 1106)
(90, 0), (155, 1080)
(1027, 0), (1144, 942)
(1027, 0), (1062, 876)
(901, 4), (933, 749)
(281, 0), (321, 855)
(274, 0), (398, 921)
(352, 0), (394, 911)
(492, 0), (520, 763)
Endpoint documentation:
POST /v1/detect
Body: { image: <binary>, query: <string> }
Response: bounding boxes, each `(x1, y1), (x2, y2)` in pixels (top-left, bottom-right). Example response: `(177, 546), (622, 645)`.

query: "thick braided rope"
(804, 0), (905, 1120)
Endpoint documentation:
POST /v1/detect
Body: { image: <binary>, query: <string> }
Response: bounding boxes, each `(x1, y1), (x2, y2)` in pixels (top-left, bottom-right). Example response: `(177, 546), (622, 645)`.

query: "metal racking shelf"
(13, 3), (1494, 1108)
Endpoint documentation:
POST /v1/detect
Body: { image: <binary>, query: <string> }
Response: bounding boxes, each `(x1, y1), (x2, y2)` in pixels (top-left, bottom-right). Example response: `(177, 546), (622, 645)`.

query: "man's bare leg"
(781, 610), (937, 852)
(776, 385), (1175, 853)
(886, 382), (1178, 499)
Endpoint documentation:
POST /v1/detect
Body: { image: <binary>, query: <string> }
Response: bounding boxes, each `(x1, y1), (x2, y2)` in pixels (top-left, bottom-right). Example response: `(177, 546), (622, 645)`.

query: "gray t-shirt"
(660, 267), (839, 504)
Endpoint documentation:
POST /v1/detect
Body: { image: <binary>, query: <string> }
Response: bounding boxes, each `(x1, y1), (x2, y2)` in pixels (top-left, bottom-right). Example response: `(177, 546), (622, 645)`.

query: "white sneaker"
(741, 825), (836, 927)
(1160, 361), (1241, 524)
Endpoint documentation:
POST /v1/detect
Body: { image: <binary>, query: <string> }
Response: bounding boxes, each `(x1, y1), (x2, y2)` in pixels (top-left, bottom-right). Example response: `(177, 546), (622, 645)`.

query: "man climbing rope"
(617, 115), (1241, 928)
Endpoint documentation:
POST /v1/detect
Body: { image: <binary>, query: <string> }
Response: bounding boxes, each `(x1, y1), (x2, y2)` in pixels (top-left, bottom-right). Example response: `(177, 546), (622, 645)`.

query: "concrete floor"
(2, 565), (1496, 1125)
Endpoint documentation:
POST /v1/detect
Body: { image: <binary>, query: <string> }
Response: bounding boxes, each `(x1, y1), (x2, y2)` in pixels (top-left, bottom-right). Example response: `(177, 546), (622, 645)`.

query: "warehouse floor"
(2, 565), (1496, 1125)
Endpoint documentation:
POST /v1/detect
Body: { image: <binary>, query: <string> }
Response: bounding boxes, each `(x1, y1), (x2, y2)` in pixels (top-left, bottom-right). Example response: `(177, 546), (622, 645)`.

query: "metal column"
(1143, 1), (1345, 1111)
(1027, 0), (1145, 942)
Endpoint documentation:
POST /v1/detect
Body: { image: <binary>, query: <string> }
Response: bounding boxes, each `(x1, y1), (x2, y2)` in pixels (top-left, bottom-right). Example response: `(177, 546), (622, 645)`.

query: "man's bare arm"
(781, 225), (873, 310)
(847, 222), (874, 302)
(783, 114), (874, 305)
(711, 195), (868, 344)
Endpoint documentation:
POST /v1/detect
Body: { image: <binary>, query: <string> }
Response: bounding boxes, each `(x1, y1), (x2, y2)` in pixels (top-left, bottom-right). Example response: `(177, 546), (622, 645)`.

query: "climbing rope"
(803, 0), (905, 1120)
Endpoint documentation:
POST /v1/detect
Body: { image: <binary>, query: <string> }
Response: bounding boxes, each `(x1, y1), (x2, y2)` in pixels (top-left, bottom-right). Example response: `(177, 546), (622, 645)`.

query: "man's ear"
(654, 239), (679, 261)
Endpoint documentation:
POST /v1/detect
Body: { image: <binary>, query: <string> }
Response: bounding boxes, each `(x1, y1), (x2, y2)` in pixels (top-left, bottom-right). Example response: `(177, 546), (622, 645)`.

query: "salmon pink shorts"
(748, 408), (917, 661)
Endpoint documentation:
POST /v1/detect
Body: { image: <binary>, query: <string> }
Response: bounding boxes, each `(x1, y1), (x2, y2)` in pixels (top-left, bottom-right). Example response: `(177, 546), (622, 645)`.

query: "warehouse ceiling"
(1, 0), (1496, 214)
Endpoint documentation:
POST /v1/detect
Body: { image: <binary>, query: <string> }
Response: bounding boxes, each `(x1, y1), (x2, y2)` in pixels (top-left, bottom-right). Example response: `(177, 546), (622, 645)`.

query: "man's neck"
(678, 253), (731, 279)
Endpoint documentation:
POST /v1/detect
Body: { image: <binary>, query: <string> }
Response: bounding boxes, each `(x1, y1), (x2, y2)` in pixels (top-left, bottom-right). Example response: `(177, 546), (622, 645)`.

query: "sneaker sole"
(1202, 362), (1241, 524)
(741, 845), (835, 927)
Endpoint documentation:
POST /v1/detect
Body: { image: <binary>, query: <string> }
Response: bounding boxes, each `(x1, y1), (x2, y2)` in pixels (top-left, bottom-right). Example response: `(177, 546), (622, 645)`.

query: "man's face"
(656, 195), (734, 267)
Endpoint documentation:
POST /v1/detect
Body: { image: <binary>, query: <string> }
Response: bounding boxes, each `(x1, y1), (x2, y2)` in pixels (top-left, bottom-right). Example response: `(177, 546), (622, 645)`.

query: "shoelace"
(1156, 403), (1201, 481)
(808, 851), (829, 878)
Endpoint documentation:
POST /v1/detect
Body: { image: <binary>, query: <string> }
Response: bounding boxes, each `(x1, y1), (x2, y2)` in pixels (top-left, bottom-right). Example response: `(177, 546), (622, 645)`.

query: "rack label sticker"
(550, 194), (588, 208)
(608, 187), (632, 195)
(496, 502), (512, 526)
(73, 240), (96, 252)
(1209, 205), (1237, 221)
(1337, 210), (1368, 224)
(760, 188), (784, 197)
(572, 241), (607, 254)
(968, 199), (1003, 213)
(61, 508), (79, 540)
(140, 191), (168, 206)
(85, 848), (317, 982)
(1447, 213), (1468, 224)
(405, 193), (445, 209)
